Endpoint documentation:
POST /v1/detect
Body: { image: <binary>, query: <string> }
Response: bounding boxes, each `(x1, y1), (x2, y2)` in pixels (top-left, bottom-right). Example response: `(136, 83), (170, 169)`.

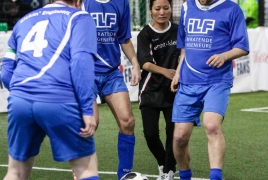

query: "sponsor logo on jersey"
(90, 13), (116, 28)
(188, 18), (215, 34)
(154, 40), (177, 50)
(185, 18), (215, 50)
(185, 36), (212, 50)
(91, 12), (117, 44)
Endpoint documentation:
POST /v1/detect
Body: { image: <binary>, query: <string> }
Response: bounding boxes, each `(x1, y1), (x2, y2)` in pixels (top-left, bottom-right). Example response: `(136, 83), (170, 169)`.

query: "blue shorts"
(94, 69), (128, 103)
(7, 95), (96, 162)
(172, 83), (231, 126)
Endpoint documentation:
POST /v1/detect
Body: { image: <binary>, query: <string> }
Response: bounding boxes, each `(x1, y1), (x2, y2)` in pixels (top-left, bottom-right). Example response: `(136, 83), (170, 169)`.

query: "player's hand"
(130, 66), (141, 86)
(80, 115), (96, 138)
(171, 72), (179, 92)
(163, 69), (176, 80)
(206, 54), (226, 68)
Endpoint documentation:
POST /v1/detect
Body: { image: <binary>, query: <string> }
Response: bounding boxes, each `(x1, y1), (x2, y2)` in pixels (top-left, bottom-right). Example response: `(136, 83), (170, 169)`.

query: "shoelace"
(161, 173), (166, 180)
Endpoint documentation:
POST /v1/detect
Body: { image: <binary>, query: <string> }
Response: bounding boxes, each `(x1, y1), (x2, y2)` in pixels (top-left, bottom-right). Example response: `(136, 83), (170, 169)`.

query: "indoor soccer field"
(0, 91), (267, 180)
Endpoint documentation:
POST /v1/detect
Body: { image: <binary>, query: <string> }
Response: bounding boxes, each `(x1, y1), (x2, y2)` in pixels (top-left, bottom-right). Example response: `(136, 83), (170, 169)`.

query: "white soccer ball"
(121, 172), (149, 180)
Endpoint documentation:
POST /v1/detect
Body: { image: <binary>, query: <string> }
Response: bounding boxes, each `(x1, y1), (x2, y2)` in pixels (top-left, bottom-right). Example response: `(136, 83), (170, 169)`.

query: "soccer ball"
(121, 172), (149, 180)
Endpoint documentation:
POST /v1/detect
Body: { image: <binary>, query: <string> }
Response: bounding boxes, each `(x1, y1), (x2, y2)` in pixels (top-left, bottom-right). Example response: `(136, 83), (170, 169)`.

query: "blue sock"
(80, 176), (100, 180)
(117, 132), (135, 180)
(179, 169), (192, 180)
(210, 168), (222, 180)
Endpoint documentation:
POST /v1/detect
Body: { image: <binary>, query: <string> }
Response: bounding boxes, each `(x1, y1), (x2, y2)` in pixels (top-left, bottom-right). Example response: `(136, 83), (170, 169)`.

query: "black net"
(131, 0), (184, 31)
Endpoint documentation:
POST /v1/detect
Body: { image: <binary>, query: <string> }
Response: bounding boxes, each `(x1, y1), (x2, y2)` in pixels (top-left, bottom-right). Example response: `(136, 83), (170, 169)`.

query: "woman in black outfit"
(137, 0), (180, 179)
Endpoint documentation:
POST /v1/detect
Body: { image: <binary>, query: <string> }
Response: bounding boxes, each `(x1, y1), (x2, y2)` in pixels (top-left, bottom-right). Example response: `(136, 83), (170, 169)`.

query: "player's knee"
(204, 122), (221, 136)
(173, 133), (189, 148)
(119, 116), (135, 133)
(122, 115), (135, 126)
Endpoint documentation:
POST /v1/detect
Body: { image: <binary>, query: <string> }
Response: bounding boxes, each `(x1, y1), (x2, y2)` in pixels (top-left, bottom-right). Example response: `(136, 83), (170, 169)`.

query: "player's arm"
(70, 13), (97, 138)
(206, 48), (249, 68)
(137, 32), (175, 80)
(171, 48), (184, 92)
(120, 39), (141, 86)
(142, 63), (176, 81)
(207, 5), (249, 69)
(70, 51), (96, 138)
(171, 3), (186, 92)
(1, 47), (17, 90)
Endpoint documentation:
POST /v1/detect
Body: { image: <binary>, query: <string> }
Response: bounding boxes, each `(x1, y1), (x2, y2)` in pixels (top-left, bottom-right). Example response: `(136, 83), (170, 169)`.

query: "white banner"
(0, 31), (11, 113)
(248, 27), (268, 91)
(1, 28), (268, 112)
(231, 27), (268, 93)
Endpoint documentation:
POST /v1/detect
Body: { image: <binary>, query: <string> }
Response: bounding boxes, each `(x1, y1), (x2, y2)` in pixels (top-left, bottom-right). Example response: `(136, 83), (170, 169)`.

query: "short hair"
(53, 0), (82, 5)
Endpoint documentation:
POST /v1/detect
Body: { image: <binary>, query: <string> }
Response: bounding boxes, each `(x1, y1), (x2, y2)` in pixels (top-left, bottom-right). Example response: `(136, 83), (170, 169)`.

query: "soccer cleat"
(156, 165), (165, 180)
(163, 170), (174, 180)
(72, 169), (78, 180)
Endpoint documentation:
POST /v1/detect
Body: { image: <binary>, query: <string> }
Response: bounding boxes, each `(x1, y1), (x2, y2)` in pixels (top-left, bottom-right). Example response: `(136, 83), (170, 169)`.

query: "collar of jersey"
(195, 0), (225, 11)
(44, 2), (68, 8)
(95, 0), (110, 3)
(149, 21), (171, 34)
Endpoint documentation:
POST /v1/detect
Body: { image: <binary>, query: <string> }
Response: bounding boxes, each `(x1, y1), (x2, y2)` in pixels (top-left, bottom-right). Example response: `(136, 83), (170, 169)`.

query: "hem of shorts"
(9, 152), (38, 162)
(53, 149), (96, 162)
(172, 118), (201, 126)
(203, 109), (225, 117)
(103, 88), (129, 96)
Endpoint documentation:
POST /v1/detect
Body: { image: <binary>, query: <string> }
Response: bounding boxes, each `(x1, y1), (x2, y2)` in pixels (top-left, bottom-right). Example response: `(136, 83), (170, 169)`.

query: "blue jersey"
(82, 0), (132, 75)
(1, 3), (97, 115)
(177, 0), (249, 85)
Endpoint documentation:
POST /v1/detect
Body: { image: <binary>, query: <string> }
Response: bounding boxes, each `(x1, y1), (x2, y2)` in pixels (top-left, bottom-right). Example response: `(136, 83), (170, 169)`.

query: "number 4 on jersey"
(21, 20), (49, 57)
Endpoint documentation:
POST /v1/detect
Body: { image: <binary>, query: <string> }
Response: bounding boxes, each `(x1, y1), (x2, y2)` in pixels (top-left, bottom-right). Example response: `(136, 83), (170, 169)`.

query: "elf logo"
(90, 13), (116, 28)
(188, 18), (215, 34)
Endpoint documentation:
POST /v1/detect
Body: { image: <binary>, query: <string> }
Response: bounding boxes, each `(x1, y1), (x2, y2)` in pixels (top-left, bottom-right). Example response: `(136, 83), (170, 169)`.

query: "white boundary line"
(241, 107), (268, 113)
(0, 165), (209, 180)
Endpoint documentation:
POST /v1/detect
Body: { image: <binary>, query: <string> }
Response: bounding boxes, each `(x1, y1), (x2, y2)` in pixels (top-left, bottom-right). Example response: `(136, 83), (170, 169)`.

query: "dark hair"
(149, 0), (172, 10)
(54, 0), (82, 5)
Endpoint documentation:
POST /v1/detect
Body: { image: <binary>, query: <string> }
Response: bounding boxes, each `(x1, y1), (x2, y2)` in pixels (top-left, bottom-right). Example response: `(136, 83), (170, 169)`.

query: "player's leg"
(105, 91), (135, 134)
(203, 112), (225, 180)
(93, 101), (99, 130)
(162, 107), (177, 174)
(104, 91), (135, 180)
(4, 95), (46, 180)
(172, 84), (203, 180)
(69, 153), (99, 180)
(202, 82), (231, 180)
(140, 106), (166, 178)
(173, 122), (193, 180)
(4, 156), (35, 180)
(100, 69), (135, 179)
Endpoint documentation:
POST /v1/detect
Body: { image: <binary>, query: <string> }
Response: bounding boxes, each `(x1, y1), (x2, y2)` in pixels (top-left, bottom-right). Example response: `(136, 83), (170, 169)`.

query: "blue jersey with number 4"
(82, 0), (132, 75)
(2, 3), (97, 115)
(177, 0), (249, 85)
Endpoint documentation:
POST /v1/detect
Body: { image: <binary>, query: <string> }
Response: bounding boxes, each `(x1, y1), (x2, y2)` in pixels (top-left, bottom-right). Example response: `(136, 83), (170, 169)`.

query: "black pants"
(140, 106), (176, 173)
